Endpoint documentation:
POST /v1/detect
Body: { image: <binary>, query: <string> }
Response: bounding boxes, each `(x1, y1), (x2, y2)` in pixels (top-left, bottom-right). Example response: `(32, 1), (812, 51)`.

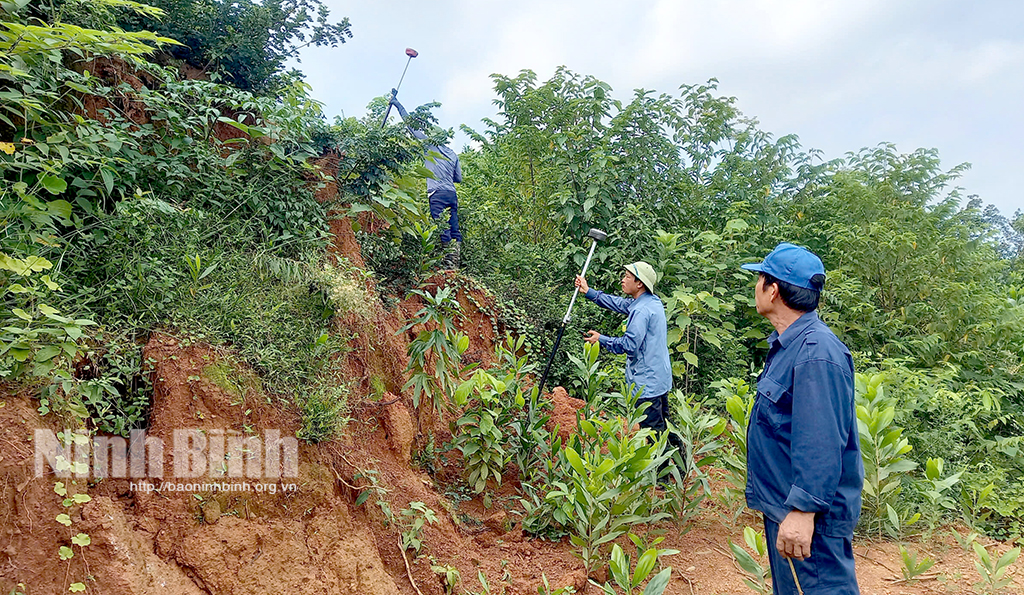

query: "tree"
(118, 0), (352, 92)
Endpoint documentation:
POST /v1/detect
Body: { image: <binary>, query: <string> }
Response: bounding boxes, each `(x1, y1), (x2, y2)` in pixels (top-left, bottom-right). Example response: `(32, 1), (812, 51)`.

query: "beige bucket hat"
(624, 261), (658, 294)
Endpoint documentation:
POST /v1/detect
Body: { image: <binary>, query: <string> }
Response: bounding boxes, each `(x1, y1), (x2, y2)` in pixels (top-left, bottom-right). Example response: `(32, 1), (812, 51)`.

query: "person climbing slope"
(389, 93), (463, 268)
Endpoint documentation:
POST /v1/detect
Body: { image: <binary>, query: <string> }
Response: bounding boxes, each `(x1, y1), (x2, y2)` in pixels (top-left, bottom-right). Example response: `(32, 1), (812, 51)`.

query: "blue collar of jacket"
(767, 310), (820, 350)
(633, 292), (657, 305)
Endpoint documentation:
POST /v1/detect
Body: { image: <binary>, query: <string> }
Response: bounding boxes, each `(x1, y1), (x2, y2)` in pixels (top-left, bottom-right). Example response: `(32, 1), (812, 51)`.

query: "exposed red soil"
(3, 368), (1022, 595)
(547, 387), (584, 444)
(76, 57), (153, 126)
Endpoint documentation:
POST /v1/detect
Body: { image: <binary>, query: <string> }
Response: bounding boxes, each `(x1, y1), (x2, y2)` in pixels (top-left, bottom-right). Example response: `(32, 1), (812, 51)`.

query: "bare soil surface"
(2, 337), (1021, 594)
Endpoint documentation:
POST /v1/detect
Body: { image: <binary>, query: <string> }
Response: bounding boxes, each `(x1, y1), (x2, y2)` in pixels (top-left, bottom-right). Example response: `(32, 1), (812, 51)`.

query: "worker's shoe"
(450, 242), (461, 269)
(439, 241), (451, 269)
(439, 241), (460, 269)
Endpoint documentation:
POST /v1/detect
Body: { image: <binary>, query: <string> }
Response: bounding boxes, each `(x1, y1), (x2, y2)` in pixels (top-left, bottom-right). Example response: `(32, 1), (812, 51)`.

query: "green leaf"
(8, 347), (31, 362)
(454, 379), (474, 406)
(996, 546), (1020, 570)
(564, 447), (586, 477)
(642, 567), (672, 595)
(100, 167), (114, 194)
(634, 548), (658, 585)
(69, 583), (86, 592)
(729, 541), (761, 576)
(40, 175), (68, 195)
(71, 533), (91, 546)
(47, 199), (72, 220)
(479, 413), (494, 435)
(973, 541), (991, 565)
(12, 308), (32, 321)
(35, 345), (61, 362)
(59, 545), (74, 560)
(41, 275), (60, 290)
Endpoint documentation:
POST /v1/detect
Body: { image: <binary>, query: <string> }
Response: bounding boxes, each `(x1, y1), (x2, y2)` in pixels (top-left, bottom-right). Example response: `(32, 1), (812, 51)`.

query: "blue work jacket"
(584, 289), (672, 399)
(745, 310), (864, 537)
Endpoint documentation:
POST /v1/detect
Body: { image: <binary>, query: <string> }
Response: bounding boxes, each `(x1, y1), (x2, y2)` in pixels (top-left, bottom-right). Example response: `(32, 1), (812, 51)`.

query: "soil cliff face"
(0, 211), (589, 595)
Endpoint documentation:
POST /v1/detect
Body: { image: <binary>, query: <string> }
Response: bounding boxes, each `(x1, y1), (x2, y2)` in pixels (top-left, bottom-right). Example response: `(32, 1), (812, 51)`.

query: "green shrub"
(452, 369), (518, 493)
(716, 378), (755, 526)
(401, 286), (469, 412)
(662, 391), (727, 529)
(545, 393), (671, 577)
(297, 382), (350, 443)
(593, 538), (675, 595)
(855, 373), (920, 539)
(76, 337), (152, 436)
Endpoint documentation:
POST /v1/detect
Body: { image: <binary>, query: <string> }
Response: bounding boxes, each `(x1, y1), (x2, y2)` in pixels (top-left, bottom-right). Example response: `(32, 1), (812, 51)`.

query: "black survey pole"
(536, 228), (607, 398)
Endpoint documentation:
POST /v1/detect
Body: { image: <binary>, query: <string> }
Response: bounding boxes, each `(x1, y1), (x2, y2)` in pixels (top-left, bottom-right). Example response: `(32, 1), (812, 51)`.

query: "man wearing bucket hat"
(741, 243), (863, 595)
(574, 262), (676, 439)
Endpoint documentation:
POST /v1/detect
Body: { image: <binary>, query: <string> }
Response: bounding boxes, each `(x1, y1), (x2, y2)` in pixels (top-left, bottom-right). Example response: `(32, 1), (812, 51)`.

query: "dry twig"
(398, 536), (424, 595)
(680, 573), (696, 595)
(856, 550), (899, 575)
(886, 573), (941, 584)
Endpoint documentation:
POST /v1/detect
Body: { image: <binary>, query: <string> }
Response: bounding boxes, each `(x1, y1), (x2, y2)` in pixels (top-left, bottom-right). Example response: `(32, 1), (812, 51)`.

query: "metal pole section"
(536, 236), (600, 398)
(561, 238), (598, 324)
(381, 55), (414, 129)
(395, 56), (413, 94)
(535, 325), (566, 399)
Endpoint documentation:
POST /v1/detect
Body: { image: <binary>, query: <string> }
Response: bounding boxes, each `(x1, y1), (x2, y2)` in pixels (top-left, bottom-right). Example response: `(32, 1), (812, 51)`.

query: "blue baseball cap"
(741, 243), (825, 290)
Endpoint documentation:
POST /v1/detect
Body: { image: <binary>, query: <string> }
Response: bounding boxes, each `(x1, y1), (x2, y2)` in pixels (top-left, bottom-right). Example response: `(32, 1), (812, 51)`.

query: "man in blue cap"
(741, 243), (863, 595)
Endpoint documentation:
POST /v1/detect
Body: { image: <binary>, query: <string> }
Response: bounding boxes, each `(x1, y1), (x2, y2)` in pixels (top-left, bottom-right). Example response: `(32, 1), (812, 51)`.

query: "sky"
(293, 0), (1024, 217)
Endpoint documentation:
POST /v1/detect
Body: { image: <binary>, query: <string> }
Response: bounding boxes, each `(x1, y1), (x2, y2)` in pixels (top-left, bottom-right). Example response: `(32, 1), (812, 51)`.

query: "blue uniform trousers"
(763, 515), (860, 595)
(429, 189), (462, 243)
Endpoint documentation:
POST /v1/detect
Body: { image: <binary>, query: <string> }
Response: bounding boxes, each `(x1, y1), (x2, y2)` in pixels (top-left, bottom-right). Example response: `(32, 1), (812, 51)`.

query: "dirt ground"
(1, 342), (1022, 595)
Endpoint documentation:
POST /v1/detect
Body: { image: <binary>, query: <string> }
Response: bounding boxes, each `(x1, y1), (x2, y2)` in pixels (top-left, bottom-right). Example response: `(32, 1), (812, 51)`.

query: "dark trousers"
(762, 515), (860, 595)
(638, 393), (685, 462)
(429, 189), (462, 243)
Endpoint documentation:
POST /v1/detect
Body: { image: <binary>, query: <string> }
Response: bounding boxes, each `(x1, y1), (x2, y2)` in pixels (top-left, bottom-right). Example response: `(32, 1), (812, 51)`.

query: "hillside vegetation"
(2, 1), (1022, 594)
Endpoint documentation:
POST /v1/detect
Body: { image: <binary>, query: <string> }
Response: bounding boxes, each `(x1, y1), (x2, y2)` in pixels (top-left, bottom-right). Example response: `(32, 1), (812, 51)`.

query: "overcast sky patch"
(295, 0), (1022, 216)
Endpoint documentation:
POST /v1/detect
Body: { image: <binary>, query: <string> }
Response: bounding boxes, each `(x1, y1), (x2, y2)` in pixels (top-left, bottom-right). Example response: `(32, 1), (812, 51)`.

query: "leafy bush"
(118, 0), (352, 92)
(593, 538), (675, 595)
(400, 501), (438, 555)
(401, 286), (469, 412)
(662, 391), (727, 528)
(545, 394), (671, 577)
(972, 542), (1020, 595)
(75, 336), (152, 436)
(716, 378), (755, 526)
(314, 258), (370, 318)
(898, 545), (935, 582)
(452, 369), (519, 493)
(855, 373), (920, 538)
(296, 382), (350, 443)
